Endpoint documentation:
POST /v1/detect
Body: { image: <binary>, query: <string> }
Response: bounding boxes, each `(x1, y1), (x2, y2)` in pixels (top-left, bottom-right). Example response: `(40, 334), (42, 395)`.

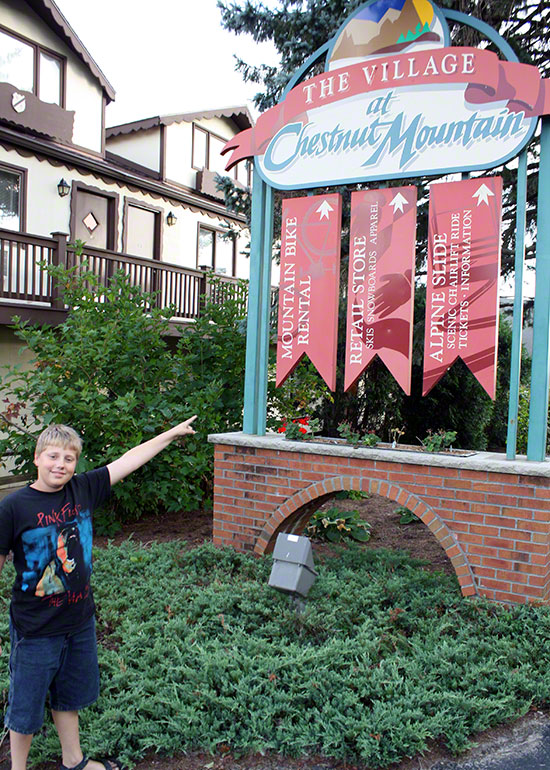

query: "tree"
(216, 0), (546, 448)
(218, 0), (548, 271)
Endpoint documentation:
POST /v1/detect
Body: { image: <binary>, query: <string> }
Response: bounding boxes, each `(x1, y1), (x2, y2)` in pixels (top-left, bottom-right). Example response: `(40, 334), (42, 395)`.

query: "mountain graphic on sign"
(328, 0), (445, 70)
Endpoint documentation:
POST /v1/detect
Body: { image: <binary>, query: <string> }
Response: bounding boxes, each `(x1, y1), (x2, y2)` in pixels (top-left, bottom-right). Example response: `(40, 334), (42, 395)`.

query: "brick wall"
(210, 433), (550, 605)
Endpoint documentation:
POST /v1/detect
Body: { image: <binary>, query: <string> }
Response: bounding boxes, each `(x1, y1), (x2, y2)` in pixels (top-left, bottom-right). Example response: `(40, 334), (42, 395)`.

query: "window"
(197, 225), (236, 276)
(198, 227), (214, 269)
(0, 27), (64, 106)
(39, 51), (62, 105)
(192, 127), (208, 170)
(209, 135), (227, 176)
(0, 165), (25, 231)
(192, 124), (249, 187)
(234, 160), (251, 187)
(0, 29), (33, 93)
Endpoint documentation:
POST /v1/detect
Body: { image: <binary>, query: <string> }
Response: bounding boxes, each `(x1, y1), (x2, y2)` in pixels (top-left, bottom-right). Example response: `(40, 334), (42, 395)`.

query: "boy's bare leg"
(52, 710), (121, 770)
(9, 729), (33, 770)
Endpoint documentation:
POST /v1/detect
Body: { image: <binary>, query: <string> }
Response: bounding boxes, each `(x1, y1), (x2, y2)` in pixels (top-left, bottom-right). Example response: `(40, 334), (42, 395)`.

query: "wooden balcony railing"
(0, 229), (271, 323)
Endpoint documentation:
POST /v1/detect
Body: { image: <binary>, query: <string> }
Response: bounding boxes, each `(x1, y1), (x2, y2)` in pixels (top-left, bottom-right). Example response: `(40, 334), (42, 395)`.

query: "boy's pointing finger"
(183, 415), (197, 433)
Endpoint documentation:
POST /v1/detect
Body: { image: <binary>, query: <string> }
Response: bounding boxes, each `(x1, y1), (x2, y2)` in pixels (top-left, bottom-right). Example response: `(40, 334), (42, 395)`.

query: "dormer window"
(192, 126), (208, 170)
(0, 27), (64, 106)
(192, 123), (250, 186)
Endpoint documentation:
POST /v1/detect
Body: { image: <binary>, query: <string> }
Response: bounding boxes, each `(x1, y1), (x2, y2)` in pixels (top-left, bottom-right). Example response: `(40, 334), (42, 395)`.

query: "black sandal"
(61, 757), (124, 770)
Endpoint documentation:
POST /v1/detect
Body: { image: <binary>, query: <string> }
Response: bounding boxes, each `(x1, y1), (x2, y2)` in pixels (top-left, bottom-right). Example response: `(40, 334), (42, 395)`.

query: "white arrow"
(389, 192), (408, 214)
(472, 183), (494, 206)
(316, 199), (334, 220)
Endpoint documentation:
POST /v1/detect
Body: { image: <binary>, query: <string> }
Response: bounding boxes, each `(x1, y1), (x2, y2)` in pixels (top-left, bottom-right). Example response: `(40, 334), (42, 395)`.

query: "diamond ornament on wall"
(82, 211), (99, 233)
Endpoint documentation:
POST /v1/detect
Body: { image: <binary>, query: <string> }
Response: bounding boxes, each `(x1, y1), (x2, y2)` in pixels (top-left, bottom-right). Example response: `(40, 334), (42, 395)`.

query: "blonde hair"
(35, 424), (82, 459)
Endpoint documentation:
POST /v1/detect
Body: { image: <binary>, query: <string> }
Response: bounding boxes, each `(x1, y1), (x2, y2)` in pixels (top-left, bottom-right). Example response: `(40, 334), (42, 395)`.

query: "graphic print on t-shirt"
(20, 509), (93, 597)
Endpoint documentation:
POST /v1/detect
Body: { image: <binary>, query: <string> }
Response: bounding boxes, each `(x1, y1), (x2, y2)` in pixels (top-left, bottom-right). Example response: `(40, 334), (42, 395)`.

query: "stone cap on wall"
(208, 431), (550, 479)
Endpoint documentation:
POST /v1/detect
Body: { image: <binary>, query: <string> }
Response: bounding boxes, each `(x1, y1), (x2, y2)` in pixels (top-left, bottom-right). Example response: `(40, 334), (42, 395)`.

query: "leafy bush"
(267, 359), (331, 433)
(395, 506), (419, 525)
(0, 265), (247, 523)
(337, 422), (380, 448)
(420, 429), (457, 453)
(306, 506), (372, 542)
(485, 316), (531, 450)
(280, 417), (309, 440)
(516, 385), (550, 456)
(4, 542), (550, 768)
(335, 489), (369, 500)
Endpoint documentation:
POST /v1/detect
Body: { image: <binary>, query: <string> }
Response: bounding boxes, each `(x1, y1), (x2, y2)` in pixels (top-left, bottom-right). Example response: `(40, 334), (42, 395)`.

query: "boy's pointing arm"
(107, 416), (197, 486)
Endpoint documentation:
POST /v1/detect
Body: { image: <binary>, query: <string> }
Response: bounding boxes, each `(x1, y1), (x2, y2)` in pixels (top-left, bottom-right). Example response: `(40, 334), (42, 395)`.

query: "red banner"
(276, 194), (342, 390)
(423, 177), (503, 398)
(222, 48), (550, 170)
(344, 187), (417, 394)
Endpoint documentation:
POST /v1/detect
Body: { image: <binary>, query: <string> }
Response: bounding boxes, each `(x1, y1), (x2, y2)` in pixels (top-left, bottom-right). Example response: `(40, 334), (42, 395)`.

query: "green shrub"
(0, 265), (247, 523)
(337, 423), (380, 448)
(395, 506), (419, 525)
(516, 385), (550, 455)
(335, 489), (369, 500)
(420, 429), (457, 453)
(306, 506), (372, 542)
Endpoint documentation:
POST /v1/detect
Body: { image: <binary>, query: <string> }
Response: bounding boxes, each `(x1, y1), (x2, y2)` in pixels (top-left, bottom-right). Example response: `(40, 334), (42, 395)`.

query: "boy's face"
(33, 444), (78, 493)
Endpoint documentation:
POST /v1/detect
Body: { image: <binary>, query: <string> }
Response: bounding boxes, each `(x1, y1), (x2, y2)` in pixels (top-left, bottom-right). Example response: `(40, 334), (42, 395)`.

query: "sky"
(54, 0), (279, 127)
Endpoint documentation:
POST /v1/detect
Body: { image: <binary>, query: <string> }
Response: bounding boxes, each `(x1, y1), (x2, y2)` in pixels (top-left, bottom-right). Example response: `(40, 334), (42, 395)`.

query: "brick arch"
(253, 474), (478, 598)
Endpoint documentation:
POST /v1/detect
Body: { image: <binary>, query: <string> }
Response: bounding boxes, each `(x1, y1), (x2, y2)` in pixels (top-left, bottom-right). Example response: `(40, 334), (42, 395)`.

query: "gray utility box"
(268, 533), (318, 598)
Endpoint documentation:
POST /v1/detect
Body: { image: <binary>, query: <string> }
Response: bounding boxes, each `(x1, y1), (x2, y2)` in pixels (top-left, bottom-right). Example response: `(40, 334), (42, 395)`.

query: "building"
(0, 0), (253, 367)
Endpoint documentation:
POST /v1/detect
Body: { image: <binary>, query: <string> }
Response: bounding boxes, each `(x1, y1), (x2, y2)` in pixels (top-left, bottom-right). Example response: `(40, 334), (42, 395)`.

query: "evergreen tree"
(218, 0), (548, 271)
(217, 0), (545, 447)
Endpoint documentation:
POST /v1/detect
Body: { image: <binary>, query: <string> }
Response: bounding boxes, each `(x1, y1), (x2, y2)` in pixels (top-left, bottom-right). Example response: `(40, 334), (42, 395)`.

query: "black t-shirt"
(0, 466), (111, 637)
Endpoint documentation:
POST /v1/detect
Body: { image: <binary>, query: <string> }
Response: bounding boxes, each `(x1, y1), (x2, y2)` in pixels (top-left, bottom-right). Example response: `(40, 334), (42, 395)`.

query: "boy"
(0, 417), (197, 770)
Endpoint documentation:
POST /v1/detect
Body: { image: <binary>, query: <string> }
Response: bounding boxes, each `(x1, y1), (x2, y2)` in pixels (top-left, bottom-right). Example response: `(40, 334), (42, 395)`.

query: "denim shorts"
(5, 615), (100, 735)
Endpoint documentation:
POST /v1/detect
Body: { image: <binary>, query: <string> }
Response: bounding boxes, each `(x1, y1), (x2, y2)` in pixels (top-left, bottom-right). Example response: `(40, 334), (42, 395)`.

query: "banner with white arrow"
(276, 193), (342, 390)
(345, 187), (417, 394)
(423, 176), (503, 398)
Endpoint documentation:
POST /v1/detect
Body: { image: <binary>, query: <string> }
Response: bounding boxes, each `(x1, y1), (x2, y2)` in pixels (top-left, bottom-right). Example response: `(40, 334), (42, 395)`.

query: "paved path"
(404, 712), (550, 770)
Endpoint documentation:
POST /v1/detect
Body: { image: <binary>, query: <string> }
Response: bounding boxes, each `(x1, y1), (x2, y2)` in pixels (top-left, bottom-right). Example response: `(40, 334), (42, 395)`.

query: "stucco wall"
(107, 128), (161, 172)
(0, 145), (71, 235)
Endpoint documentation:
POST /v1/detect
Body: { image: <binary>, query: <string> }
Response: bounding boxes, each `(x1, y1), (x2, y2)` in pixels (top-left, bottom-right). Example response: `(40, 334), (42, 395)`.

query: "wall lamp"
(57, 178), (70, 197)
(166, 211), (177, 226)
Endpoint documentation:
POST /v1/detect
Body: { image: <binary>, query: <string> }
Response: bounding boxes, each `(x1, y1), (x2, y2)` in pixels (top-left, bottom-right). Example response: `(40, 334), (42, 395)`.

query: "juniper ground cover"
(2, 539), (550, 769)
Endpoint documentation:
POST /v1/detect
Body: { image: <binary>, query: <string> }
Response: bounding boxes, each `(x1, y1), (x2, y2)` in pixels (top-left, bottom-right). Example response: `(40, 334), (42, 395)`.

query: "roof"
(106, 105), (254, 137)
(25, 0), (116, 102)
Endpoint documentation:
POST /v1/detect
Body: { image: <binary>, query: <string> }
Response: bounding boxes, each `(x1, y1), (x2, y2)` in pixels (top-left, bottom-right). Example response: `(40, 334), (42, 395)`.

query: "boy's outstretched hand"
(173, 415), (198, 436)
(107, 415), (198, 486)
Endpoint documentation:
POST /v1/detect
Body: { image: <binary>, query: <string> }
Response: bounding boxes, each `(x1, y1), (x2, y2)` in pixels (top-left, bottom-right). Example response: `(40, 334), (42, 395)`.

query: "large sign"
(223, 1), (549, 190)
(276, 194), (342, 390)
(345, 187), (416, 394)
(423, 177), (503, 398)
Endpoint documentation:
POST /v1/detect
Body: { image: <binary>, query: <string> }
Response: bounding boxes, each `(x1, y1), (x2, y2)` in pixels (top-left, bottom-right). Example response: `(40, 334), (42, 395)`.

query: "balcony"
(0, 228), (258, 327)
